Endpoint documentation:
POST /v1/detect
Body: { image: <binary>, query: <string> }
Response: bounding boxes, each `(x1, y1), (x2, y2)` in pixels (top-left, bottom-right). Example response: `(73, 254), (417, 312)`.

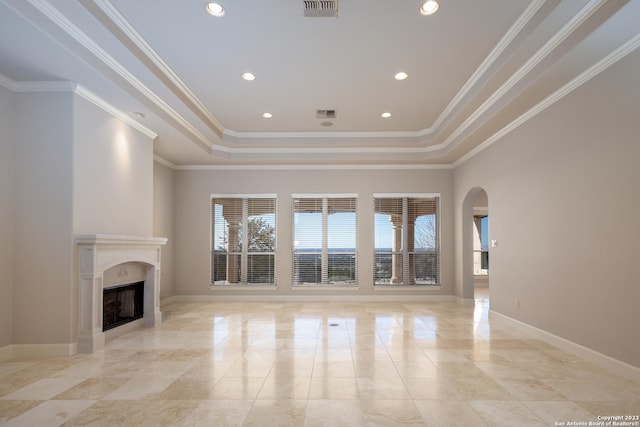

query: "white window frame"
(210, 194), (277, 288)
(373, 193), (441, 287)
(292, 194), (358, 287)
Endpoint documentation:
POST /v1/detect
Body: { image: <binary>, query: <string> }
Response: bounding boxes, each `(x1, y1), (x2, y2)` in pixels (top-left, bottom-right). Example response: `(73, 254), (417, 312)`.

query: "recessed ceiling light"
(205, 2), (225, 17)
(394, 72), (409, 81)
(262, 112), (273, 119)
(133, 112), (145, 119)
(420, 0), (439, 15)
(241, 72), (256, 81)
(381, 112), (392, 118)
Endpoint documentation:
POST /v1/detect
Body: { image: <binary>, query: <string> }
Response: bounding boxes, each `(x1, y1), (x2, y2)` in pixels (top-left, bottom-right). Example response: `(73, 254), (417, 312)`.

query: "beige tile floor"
(1, 294), (639, 426)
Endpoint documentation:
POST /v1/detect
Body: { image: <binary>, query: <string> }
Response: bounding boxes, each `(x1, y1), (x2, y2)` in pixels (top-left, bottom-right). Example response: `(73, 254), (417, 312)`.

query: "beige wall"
(3, 89), (157, 350)
(0, 86), (15, 348)
(453, 51), (640, 368)
(154, 161), (175, 299)
(13, 92), (75, 345)
(174, 168), (453, 298)
(73, 95), (154, 236)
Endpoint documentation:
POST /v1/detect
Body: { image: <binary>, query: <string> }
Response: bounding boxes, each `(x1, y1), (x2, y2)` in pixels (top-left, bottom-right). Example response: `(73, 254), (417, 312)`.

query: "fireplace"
(103, 281), (144, 331)
(76, 234), (167, 353)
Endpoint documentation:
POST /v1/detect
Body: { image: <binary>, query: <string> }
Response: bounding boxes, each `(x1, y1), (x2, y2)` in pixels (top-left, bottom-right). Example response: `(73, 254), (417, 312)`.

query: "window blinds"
(374, 195), (439, 286)
(293, 196), (357, 285)
(211, 196), (276, 285)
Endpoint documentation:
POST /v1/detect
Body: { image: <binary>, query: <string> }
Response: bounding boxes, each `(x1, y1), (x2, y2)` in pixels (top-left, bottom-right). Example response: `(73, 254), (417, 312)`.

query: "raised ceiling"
(0, 0), (639, 167)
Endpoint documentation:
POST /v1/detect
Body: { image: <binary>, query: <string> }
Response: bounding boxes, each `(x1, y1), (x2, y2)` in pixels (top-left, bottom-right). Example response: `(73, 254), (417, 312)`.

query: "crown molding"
(0, 72), (156, 139)
(429, 0), (547, 134)
(153, 154), (177, 169)
(74, 84), (157, 140)
(85, 0), (225, 138)
(0, 73), (18, 91)
(222, 129), (427, 139)
(174, 163), (453, 171)
(19, 0), (212, 150)
(441, 0), (608, 154)
(453, 31), (640, 168)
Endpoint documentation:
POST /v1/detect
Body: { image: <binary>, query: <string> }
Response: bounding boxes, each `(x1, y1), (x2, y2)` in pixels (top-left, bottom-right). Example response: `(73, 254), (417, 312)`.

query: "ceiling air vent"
(303, 0), (338, 18)
(316, 109), (337, 119)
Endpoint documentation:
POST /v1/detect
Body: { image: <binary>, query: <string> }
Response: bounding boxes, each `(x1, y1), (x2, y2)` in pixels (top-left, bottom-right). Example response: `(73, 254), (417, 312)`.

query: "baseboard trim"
(161, 294), (455, 303)
(9, 343), (78, 360)
(490, 310), (640, 383)
(0, 344), (12, 362)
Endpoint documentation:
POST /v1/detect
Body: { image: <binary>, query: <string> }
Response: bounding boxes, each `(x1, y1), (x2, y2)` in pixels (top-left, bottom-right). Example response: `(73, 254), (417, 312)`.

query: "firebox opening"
(103, 281), (144, 332)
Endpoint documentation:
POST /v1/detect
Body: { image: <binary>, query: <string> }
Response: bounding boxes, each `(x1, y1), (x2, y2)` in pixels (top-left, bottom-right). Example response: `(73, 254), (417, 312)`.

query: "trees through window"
(211, 195), (276, 286)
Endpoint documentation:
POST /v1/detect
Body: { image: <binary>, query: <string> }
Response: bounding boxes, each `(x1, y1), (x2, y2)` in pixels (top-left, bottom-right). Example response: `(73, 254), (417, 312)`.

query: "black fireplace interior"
(103, 281), (144, 332)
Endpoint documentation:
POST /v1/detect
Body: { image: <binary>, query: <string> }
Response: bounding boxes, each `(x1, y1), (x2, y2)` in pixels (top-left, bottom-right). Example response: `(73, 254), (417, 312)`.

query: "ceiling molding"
(174, 163), (453, 171)
(221, 1), (547, 144)
(453, 31), (640, 169)
(222, 129), (428, 139)
(0, 72), (156, 139)
(74, 84), (157, 140)
(17, 0), (213, 151)
(83, 0), (226, 138)
(439, 0), (608, 154)
(153, 155), (176, 169)
(428, 0), (548, 134)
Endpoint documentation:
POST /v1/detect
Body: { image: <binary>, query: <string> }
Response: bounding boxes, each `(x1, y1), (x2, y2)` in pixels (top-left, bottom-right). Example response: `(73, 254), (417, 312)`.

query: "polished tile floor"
(1, 293), (639, 426)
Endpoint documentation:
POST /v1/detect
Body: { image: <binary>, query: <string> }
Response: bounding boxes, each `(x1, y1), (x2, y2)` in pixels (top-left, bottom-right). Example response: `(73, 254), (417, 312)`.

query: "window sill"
(291, 285), (360, 291)
(374, 285), (442, 291)
(208, 284), (278, 291)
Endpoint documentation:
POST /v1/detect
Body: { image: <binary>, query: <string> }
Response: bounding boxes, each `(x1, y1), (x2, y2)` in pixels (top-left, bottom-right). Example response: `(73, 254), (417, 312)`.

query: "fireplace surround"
(76, 234), (167, 353)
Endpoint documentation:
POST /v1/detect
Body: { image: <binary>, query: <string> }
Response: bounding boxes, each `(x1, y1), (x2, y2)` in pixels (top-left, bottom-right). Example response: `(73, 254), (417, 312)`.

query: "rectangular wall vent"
(316, 109), (337, 118)
(303, 0), (338, 18)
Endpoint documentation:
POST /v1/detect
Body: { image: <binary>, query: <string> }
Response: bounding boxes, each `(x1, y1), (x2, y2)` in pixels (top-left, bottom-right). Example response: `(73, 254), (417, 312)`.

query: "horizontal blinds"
(293, 196), (357, 285)
(211, 196), (276, 285)
(374, 195), (439, 285)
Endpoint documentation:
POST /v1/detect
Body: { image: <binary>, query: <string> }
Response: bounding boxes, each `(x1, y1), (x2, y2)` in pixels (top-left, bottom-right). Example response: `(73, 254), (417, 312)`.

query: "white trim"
(224, 129), (427, 139)
(490, 310), (640, 383)
(441, 0), (607, 153)
(0, 73), (18, 91)
(211, 193), (278, 199)
(162, 294), (455, 303)
(74, 85), (157, 140)
(429, 0), (546, 133)
(374, 285), (443, 291)
(75, 234), (167, 246)
(453, 31), (640, 168)
(208, 285), (278, 291)
(153, 155), (177, 169)
(291, 285), (360, 291)
(21, 0), (213, 151)
(177, 164), (453, 171)
(10, 343), (78, 359)
(292, 193), (359, 198)
(89, 0), (225, 136)
(0, 344), (12, 362)
(0, 73), (157, 140)
(373, 193), (441, 198)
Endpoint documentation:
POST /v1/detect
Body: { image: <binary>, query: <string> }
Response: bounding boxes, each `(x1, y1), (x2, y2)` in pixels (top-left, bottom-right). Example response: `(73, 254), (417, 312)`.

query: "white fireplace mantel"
(76, 234), (167, 353)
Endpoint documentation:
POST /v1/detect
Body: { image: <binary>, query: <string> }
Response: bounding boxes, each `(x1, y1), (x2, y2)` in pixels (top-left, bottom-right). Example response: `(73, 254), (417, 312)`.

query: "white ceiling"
(1, 0), (639, 167)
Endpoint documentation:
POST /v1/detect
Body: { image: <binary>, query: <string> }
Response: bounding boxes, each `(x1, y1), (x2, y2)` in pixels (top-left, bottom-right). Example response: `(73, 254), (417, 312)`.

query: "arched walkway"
(461, 187), (489, 300)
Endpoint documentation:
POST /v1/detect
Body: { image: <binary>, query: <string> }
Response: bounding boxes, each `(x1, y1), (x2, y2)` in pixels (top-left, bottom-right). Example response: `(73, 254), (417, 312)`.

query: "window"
(474, 215), (489, 274)
(293, 195), (357, 286)
(211, 195), (276, 286)
(374, 194), (440, 286)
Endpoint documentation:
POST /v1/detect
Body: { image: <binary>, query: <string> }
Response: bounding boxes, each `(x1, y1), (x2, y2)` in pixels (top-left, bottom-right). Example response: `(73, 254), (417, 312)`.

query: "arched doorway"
(461, 187), (489, 300)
